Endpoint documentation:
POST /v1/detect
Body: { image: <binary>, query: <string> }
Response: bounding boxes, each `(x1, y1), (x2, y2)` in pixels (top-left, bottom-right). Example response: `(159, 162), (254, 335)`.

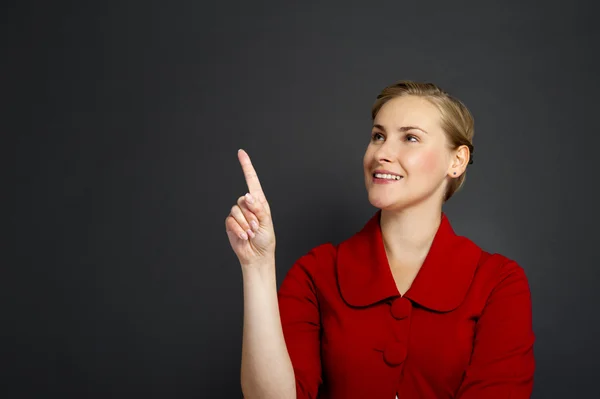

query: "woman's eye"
(371, 132), (418, 142)
(371, 132), (383, 141)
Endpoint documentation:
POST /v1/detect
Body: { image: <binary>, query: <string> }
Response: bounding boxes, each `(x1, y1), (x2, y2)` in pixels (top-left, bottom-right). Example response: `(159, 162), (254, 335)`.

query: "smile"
(372, 175), (403, 184)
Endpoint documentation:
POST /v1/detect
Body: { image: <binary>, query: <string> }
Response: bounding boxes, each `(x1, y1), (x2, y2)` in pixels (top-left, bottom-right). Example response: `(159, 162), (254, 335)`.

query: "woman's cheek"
(408, 149), (443, 174)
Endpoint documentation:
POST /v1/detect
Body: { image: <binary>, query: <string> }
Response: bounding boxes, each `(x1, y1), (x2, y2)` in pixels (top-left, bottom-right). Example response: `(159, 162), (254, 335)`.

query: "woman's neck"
(379, 206), (442, 265)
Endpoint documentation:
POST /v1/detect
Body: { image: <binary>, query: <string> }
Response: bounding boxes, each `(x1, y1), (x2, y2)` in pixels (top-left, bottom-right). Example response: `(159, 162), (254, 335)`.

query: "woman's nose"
(373, 141), (398, 162)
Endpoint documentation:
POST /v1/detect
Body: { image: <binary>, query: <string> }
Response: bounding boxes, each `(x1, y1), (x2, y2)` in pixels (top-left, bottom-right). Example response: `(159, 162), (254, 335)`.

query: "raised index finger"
(238, 149), (265, 201)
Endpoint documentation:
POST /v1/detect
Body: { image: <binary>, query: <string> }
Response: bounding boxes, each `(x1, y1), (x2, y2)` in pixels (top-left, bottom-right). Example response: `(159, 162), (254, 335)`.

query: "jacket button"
(391, 297), (412, 319)
(383, 342), (407, 366)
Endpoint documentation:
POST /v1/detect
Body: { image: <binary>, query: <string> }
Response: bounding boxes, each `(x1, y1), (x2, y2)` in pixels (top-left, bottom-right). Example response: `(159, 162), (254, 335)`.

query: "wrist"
(241, 256), (276, 275)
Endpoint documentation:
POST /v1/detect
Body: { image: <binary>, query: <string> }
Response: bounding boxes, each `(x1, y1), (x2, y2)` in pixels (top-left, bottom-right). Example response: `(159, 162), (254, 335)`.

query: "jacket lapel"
(336, 209), (482, 312)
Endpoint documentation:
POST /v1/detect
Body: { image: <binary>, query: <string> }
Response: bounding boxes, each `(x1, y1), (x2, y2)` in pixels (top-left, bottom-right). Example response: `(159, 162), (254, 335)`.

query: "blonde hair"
(371, 80), (475, 202)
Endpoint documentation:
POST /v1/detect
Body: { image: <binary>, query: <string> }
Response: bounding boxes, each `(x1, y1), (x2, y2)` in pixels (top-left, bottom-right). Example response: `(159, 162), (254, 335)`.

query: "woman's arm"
(455, 259), (536, 398)
(277, 246), (329, 399)
(240, 243), (327, 399)
(240, 259), (296, 399)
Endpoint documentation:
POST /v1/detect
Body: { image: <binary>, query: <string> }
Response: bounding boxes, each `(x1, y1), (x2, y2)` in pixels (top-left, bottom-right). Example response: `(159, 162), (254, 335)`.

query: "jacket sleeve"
(277, 244), (332, 399)
(455, 258), (536, 398)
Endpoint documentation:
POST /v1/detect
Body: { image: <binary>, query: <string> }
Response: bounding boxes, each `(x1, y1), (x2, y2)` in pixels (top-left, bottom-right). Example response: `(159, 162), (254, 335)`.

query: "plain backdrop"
(4, 0), (600, 397)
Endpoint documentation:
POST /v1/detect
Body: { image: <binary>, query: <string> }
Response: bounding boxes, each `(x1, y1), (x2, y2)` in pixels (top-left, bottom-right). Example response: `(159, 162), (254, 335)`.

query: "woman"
(226, 81), (535, 399)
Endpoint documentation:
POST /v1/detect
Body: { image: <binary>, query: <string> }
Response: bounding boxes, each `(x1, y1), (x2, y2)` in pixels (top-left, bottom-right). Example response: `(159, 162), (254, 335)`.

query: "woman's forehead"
(374, 96), (442, 132)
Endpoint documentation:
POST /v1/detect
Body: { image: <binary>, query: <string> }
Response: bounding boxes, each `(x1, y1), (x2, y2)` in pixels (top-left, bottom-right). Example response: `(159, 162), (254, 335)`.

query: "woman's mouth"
(372, 173), (403, 184)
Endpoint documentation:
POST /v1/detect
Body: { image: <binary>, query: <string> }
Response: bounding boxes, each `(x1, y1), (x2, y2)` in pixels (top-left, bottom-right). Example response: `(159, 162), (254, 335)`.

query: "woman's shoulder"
(474, 247), (531, 292)
(290, 241), (338, 271)
(304, 241), (338, 259)
(277, 242), (339, 296)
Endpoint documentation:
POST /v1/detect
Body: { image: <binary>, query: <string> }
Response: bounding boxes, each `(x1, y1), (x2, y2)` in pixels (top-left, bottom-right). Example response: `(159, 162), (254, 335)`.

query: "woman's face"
(363, 95), (454, 211)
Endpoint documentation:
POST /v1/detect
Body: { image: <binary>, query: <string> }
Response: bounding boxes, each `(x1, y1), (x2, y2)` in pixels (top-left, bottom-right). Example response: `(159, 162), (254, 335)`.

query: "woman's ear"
(447, 145), (470, 178)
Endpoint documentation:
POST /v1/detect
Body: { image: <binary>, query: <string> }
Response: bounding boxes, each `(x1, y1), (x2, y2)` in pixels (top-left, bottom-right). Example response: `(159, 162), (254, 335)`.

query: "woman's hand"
(225, 149), (276, 268)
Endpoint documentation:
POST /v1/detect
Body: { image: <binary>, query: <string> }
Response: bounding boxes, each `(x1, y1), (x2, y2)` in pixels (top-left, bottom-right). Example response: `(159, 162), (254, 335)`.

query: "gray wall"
(5, 0), (599, 397)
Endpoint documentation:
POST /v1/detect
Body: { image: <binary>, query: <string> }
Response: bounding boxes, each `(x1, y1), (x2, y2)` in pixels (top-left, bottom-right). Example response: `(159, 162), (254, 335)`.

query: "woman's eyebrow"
(372, 124), (429, 134)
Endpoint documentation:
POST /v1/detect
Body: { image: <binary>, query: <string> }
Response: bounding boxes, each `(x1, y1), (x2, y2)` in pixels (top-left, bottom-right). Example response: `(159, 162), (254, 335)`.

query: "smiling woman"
(366, 82), (475, 206)
(230, 80), (534, 399)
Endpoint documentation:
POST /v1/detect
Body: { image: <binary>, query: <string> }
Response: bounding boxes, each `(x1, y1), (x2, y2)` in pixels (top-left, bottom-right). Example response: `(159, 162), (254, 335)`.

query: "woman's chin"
(369, 195), (401, 210)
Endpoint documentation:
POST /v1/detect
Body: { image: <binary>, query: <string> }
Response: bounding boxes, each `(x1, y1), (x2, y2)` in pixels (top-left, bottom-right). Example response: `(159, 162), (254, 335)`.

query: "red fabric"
(277, 210), (535, 399)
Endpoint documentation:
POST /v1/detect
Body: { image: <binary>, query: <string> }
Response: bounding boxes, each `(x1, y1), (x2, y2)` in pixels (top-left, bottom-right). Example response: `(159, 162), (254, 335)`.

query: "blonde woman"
(226, 81), (535, 399)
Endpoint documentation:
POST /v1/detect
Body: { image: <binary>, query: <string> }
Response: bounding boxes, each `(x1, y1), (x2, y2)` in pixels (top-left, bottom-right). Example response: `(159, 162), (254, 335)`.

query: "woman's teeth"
(374, 173), (402, 180)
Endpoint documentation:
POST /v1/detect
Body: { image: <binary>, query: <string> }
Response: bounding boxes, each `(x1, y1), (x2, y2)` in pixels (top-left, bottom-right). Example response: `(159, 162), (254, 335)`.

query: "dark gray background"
(5, 0), (599, 397)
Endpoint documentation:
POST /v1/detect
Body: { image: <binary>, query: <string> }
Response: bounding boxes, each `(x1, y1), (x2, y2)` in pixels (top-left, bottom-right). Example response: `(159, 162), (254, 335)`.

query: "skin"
(230, 150), (295, 399)
(363, 95), (470, 280)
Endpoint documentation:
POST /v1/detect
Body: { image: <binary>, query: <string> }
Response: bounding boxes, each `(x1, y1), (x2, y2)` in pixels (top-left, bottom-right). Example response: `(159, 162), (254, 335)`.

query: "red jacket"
(277, 210), (535, 398)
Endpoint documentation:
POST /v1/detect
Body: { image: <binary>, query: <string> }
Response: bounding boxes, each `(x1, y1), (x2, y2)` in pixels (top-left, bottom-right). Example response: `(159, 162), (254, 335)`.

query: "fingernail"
(239, 232), (248, 240)
(251, 220), (258, 230)
(245, 193), (254, 204)
(247, 229), (255, 238)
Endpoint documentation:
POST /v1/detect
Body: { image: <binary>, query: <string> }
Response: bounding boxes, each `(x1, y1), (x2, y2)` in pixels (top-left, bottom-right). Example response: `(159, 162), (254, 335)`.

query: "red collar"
(336, 209), (482, 312)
